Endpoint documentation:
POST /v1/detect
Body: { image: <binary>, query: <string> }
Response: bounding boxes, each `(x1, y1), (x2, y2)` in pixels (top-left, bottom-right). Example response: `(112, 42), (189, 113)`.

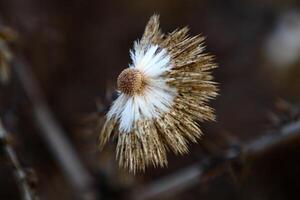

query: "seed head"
(117, 68), (144, 95)
(100, 15), (218, 173)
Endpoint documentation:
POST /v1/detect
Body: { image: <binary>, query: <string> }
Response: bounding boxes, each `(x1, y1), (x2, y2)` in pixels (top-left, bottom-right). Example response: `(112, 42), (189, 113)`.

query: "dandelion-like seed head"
(99, 15), (218, 173)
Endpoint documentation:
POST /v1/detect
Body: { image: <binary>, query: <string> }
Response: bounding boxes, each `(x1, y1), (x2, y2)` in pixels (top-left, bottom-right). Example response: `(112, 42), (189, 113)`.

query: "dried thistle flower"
(99, 15), (218, 173)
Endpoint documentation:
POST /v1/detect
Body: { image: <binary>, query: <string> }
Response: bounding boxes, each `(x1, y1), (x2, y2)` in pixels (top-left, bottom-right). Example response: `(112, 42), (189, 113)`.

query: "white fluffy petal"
(107, 44), (176, 133)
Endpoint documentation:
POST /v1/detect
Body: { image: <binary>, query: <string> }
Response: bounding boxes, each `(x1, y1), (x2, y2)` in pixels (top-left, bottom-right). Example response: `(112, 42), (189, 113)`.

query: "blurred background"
(1, 0), (300, 199)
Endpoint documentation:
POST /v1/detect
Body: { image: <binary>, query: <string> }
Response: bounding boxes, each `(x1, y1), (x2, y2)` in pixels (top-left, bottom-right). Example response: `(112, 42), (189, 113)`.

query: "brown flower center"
(117, 68), (144, 95)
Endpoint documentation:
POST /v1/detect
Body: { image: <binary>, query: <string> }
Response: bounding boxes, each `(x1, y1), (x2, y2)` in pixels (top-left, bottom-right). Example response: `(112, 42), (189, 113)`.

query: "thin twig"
(11, 58), (99, 200)
(133, 119), (300, 200)
(0, 119), (37, 200)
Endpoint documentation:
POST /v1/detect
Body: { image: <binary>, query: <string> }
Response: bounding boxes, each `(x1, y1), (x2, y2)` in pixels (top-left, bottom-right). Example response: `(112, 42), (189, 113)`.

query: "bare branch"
(0, 119), (38, 200)
(11, 58), (99, 200)
(133, 119), (300, 200)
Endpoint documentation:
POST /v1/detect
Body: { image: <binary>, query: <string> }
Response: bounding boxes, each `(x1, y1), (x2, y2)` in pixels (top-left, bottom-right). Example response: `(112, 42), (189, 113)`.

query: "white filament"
(107, 43), (176, 133)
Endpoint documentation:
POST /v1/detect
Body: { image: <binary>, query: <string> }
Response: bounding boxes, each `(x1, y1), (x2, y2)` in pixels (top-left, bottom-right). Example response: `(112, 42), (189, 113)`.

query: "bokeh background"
(1, 0), (300, 199)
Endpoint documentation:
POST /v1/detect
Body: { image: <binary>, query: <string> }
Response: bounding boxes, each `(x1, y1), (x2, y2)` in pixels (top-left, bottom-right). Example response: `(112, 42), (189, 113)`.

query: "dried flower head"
(99, 15), (218, 173)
